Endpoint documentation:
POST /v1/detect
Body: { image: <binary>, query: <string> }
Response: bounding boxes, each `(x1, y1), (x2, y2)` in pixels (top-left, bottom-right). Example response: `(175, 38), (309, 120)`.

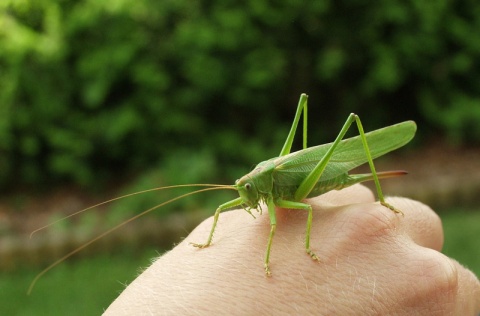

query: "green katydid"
(190, 93), (416, 275)
(28, 93), (416, 293)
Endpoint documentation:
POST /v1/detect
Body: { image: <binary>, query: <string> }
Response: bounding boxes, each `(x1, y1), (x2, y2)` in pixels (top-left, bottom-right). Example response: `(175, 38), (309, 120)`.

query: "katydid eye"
(245, 183), (251, 190)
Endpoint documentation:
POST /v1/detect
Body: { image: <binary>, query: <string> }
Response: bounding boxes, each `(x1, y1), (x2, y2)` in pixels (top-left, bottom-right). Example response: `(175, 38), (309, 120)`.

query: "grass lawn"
(1, 209), (478, 315)
(441, 208), (480, 277)
(0, 248), (163, 316)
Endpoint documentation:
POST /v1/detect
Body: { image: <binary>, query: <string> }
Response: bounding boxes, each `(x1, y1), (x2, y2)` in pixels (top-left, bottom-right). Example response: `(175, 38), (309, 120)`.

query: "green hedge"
(1, 0), (480, 188)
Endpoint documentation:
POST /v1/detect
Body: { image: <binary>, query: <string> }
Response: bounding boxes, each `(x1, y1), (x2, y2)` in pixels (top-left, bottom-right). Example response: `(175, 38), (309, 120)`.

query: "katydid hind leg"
(279, 94), (309, 156)
(190, 197), (244, 248)
(294, 113), (358, 201)
(294, 113), (403, 214)
(354, 116), (404, 215)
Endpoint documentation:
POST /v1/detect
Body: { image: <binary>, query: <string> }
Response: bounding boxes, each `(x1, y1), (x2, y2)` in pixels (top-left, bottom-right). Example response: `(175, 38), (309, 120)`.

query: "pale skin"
(104, 185), (480, 315)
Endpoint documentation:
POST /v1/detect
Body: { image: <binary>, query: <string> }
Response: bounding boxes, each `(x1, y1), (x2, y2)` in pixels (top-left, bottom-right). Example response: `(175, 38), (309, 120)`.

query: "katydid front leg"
(190, 197), (244, 248)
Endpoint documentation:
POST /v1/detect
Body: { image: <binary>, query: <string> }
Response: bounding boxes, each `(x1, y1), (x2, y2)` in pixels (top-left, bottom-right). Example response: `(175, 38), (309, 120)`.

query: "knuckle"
(343, 203), (399, 244)
(402, 250), (459, 309)
(418, 251), (458, 293)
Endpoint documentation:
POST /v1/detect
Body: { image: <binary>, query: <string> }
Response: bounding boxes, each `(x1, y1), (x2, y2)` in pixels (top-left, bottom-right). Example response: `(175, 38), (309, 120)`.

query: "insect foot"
(264, 263), (272, 277)
(381, 202), (405, 217)
(307, 249), (320, 261)
(190, 242), (211, 249)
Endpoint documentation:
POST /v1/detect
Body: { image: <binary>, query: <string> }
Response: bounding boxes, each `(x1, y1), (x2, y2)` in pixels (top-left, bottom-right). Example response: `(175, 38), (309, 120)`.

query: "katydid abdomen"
(273, 170), (407, 201)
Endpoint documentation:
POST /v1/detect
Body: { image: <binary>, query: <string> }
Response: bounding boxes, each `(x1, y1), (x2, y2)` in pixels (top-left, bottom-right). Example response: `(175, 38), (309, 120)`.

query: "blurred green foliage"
(1, 247), (161, 315)
(1, 0), (480, 188)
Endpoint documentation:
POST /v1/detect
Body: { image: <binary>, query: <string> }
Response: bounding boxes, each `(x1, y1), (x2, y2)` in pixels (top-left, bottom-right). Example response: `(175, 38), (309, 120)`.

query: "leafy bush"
(1, 0), (480, 188)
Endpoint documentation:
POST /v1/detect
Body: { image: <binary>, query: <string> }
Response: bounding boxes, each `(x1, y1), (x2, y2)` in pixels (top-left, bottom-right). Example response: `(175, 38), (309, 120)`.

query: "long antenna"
(30, 184), (231, 238)
(28, 185), (236, 295)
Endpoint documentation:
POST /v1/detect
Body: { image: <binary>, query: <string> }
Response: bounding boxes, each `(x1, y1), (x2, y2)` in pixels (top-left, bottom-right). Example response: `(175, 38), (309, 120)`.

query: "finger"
(385, 196), (443, 251)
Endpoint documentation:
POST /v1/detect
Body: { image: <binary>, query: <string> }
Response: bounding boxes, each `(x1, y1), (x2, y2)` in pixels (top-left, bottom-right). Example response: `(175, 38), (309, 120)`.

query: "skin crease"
(104, 184), (480, 315)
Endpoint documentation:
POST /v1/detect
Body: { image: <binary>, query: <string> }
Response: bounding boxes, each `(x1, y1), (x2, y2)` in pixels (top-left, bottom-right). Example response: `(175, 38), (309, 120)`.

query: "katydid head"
(235, 176), (260, 208)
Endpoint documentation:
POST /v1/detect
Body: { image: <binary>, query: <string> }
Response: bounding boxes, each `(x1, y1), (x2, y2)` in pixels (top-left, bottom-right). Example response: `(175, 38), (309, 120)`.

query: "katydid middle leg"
(256, 94), (315, 270)
(275, 199), (319, 260)
(264, 196), (321, 276)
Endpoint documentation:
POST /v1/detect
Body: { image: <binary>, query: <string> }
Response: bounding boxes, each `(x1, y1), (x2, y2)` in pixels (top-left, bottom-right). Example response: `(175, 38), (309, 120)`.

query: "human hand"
(104, 184), (480, 315)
